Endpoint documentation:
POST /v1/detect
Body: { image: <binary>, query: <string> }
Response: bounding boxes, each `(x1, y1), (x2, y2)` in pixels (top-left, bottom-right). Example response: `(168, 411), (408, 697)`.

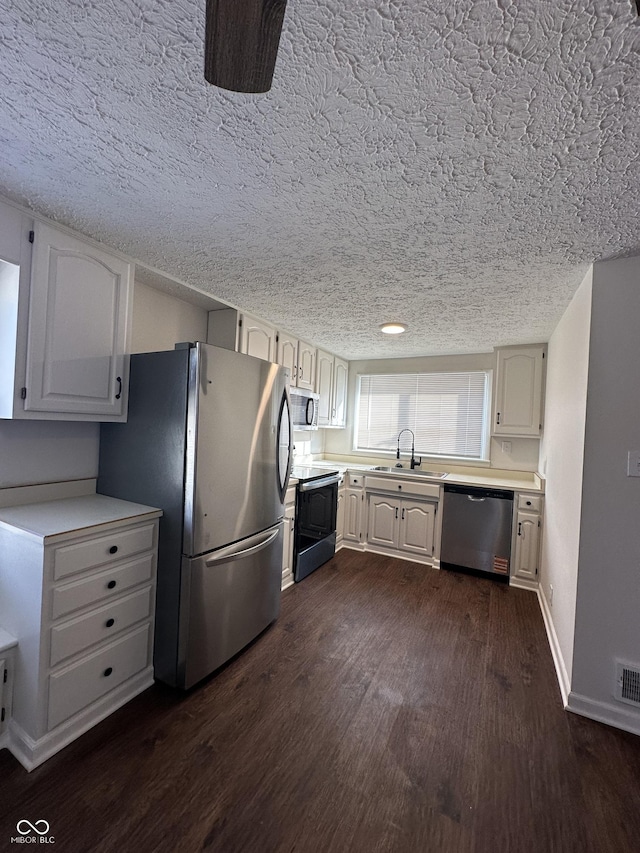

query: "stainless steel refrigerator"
(98, 342), (292, 689)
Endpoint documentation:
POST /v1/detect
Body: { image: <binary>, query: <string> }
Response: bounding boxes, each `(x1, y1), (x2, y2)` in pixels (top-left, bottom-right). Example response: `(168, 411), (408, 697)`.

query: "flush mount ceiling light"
(205, 0), (288, 93)
(379, 323), (407, 335)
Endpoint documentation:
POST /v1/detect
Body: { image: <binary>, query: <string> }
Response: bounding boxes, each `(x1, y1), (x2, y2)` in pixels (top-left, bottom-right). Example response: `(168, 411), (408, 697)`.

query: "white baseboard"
(536, 587), (570, 707)
(567, 691), (640, 737)
(509, 576), (538, 592)
(5, 668), (153, 771)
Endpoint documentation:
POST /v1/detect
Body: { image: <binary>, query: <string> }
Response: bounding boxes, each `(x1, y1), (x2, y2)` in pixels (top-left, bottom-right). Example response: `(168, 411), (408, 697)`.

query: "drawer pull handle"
(107, 580), (117, 589)
(109, 545), (118, 554)
(103, 667), (113, 677)
(526, 500), (532, 506)
(105, 618), (115, 628)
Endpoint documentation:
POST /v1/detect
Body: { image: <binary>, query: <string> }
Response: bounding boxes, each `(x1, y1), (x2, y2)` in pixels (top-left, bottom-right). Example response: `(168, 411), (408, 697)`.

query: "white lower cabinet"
(336, 483), (345, 544)
(367, 494), (436, 559)
(511, 493), (543, 586)
(282, 485), (296, 590)
(0, 495), (161, 770)
(342, 474), (364, 545)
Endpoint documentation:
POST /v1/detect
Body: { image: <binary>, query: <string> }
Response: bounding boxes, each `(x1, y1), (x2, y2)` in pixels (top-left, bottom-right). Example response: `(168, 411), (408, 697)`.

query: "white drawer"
(53, 523), (155, 581)
(347, 474), (364, 488)
(48, 624), (150, 730)
(50, 586), (153, 667)
(517, 494), (543, 513)
(365, 475), (440, 500)
(51, 553), (154, 620)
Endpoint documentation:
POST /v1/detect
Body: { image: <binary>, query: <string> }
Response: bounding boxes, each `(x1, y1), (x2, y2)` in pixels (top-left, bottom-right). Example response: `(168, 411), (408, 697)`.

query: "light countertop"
(0, 494), (162, 541)
(297, 459), (544, 493)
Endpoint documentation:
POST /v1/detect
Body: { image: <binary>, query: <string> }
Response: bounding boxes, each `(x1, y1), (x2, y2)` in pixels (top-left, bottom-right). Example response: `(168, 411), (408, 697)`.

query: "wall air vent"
(615, 661), (640, 706)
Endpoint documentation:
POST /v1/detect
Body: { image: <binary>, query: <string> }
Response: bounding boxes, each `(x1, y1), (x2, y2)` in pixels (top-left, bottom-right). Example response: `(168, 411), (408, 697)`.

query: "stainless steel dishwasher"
(441, 484), (514, 580)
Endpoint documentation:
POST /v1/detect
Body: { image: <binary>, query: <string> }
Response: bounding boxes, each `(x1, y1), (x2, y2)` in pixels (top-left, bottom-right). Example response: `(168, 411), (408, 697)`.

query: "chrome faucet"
(396, 429), (422, 470)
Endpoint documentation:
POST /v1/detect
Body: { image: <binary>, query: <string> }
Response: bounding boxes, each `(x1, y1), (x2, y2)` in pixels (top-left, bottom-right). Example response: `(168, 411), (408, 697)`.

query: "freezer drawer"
(441, 485), (513, 577)
(179, 522), (283, 689)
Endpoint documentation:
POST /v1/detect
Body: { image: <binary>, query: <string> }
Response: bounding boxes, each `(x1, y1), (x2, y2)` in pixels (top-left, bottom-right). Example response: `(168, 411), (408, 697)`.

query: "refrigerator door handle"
(205, 526), (280, 567)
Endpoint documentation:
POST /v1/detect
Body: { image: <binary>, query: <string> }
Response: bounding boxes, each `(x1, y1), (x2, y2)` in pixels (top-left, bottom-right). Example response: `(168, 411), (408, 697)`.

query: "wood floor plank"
(3, 550), (640, 852)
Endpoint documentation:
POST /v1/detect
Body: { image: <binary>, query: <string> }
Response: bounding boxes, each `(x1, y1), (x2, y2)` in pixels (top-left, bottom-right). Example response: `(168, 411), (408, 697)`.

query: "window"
(355, 371), (491, 461)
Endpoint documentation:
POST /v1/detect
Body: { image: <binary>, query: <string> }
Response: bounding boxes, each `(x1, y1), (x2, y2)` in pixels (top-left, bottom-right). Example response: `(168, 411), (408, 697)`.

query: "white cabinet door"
(494, 347), (545, 436)
(367, 495), (399, 549)
(513, 510), (540, 581)
(297, 340), (316, 391)
(282, 503), (295, 589)
(315, 349), (334, 427)
(331, 357), (348, 427)
(343, 489), (362, 542)
(25, 221), (132, 418)
(240, 315), (276, 362)
(398, 501), (436, 557)
(277, 332), (298, 384)
(336, 486), (345, 543)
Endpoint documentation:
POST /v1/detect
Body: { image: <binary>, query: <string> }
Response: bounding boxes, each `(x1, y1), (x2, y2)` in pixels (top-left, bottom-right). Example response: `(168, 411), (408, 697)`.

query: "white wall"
(324, 351), (540, 471)
(569, 255), (640, 730)
(131, 280), (208, 353)
(538, 268), (592, 698)
(0, 284), (208, 492)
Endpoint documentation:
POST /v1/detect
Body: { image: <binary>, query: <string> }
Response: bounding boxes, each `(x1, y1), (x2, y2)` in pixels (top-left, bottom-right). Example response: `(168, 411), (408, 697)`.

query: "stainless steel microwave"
(290, 388), (319, 430)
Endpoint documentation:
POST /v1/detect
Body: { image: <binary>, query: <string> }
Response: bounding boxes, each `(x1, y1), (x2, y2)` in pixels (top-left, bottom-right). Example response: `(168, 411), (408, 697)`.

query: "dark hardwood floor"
(3, 549), (640, 852)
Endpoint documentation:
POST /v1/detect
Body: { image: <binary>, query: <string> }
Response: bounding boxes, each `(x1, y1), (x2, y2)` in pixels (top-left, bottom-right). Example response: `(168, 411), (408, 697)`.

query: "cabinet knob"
(103, 667), (113, 677)
(398, 484), (402, 490)
(105, 618), (115, 628)
(107, 580), (117, 589)
(526, 500), (532, 506)
(109, 545), (118, 554)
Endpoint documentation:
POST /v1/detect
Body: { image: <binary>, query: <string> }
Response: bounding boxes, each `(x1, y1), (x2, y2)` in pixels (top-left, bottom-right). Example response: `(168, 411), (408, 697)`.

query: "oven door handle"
(298, 475), (340, 492)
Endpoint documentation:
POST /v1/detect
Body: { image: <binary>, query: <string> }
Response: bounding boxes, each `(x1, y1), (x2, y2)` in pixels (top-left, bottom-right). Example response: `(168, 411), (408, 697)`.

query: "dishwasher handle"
(444, 484), (514, 501)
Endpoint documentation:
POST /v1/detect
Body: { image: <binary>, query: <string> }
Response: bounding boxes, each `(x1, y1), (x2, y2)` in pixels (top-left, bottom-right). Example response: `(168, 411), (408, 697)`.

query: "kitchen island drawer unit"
(48, 624), (151, 730)
(51, 552), (155, 619)
(0, 494), (161, 770)
(50, 586), (153, 666)
(52, 522), (156, 580)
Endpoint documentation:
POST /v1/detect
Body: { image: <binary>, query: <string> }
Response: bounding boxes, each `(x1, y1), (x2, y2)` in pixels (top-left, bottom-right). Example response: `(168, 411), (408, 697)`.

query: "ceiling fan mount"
(204, 0), (288, 93)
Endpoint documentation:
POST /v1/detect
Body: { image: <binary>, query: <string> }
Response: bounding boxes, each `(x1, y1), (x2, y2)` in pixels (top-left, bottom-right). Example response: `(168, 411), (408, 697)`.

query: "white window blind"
(356, 371), (490, 460)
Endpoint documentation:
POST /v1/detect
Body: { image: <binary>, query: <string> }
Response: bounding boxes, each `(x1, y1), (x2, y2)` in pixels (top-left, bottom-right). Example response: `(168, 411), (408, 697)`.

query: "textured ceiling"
(1, 0), (639, 359)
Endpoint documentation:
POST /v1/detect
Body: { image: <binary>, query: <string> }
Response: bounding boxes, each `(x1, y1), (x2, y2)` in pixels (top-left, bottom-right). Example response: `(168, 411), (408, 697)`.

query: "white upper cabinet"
(331, 356), (348, 428)
(276, 332), (316, 391)
(315, 349), (348, 428)
(239, 314), (277, 362)
(296, 340), (316, 391)
(25, 222), (132, 419)
(315, 349), (334, 426)
(0, 202), (133, 421)
(493, 346), (546, 437)
(277, 331), (299, 383)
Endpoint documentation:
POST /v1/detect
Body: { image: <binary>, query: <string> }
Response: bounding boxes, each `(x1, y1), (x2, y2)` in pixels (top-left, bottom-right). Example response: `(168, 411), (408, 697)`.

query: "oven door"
(294, 476), (338, 581)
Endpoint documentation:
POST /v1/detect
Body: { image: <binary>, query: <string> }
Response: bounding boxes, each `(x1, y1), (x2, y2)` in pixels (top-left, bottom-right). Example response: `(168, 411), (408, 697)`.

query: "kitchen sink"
(370, 466), (447, 479)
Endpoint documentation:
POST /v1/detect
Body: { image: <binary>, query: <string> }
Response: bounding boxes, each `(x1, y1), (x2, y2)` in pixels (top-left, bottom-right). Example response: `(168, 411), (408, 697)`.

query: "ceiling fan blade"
(205, 0), (288, 93)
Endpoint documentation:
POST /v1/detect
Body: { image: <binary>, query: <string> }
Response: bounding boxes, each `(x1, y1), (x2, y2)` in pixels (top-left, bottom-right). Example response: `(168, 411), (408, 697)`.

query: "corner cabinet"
(493, 346), (546, 437)
(0, 495), (161, 770)
(0, 203), (133, 421)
